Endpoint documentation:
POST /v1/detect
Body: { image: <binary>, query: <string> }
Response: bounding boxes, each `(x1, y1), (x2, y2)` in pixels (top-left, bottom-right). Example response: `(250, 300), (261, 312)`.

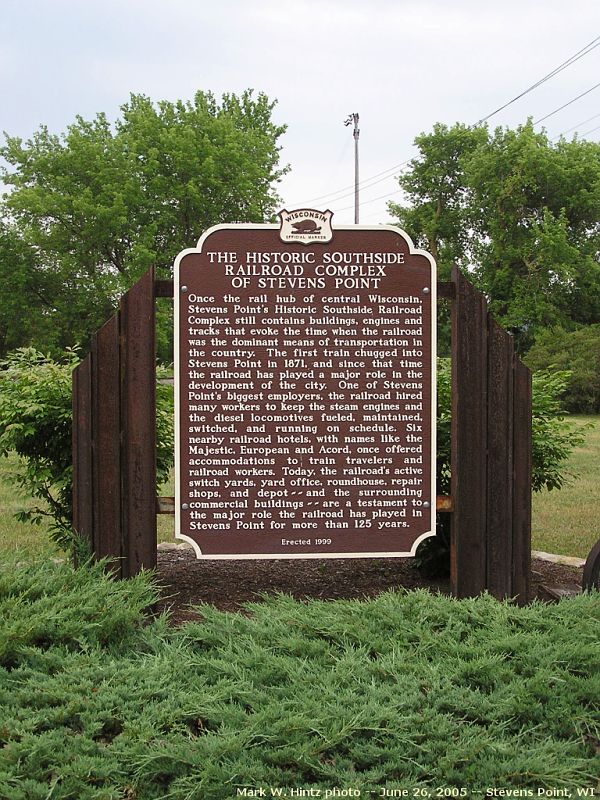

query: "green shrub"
(416, 360), (584, 575)
(0, 557), (160, 669)
(530, 368), (587, 491)
(155, 365), (175, 488)
(0, 560), (599, 796)
(525, 325), (600, 413)
(0, 349), (77, 549)
(435, 358), (582, 493)
(0, 348), (174, 552)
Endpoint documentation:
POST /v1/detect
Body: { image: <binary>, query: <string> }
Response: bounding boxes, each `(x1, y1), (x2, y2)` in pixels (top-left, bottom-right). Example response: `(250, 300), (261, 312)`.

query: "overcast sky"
(2, 0), (600, 226)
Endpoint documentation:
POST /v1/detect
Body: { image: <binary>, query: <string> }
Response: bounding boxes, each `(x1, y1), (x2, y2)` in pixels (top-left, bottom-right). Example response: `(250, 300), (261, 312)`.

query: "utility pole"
(344, 113), (360, 223)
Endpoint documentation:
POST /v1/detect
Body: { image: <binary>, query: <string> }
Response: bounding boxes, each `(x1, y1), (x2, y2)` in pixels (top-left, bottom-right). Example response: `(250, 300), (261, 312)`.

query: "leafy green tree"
(389, 122), (487, 280)
(389, 123), (488, 354)
(390, 122), (600, 353)
(1, 90), (288, 358)
(0, 348), (174, 553)
(0, 222), (68, 354)
(525, 325), (600, 413)
(465, 124), (600, 350)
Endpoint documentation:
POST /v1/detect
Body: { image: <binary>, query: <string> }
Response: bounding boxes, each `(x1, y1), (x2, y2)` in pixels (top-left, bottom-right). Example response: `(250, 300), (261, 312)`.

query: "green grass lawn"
(531, 415), (600, 558)
(0, 453), (56, 557)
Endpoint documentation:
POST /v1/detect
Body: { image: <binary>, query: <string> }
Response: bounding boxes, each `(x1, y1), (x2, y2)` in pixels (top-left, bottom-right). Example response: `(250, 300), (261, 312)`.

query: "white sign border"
(174, 221), (437, 560)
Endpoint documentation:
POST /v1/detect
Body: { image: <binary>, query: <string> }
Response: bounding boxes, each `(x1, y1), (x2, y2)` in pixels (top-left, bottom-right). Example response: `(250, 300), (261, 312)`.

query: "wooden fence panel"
(451, 266), (488, 597)
(72, 355), (93, 558)
(512, 358), (532, 602)
(583, 539), (600, 590)
(119, 267), (157, 576)
(91, 316), (122, 571)
(72, 265), (532, 598)
(73, 268), (157, 577)
(486, 319), (515, 599)
(450, 267), (531, 602)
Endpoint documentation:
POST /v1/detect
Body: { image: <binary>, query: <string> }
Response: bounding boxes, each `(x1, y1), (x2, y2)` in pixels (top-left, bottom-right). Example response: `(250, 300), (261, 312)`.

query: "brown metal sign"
(174, 213), (436, 559)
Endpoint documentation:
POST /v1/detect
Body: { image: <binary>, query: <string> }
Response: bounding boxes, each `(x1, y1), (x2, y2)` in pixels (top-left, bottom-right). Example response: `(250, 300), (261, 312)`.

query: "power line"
(292, 166), (408, 209)
(291, 157), (411, 207)
(534, 81), (600, 124)
(331, 188), (403, 214)
(580, 123), (600, 138)
(332, 86), (600, 212)
(552, 111), (600, 139)
(475, 35), (600, 126)
(287, 35), (600, 214)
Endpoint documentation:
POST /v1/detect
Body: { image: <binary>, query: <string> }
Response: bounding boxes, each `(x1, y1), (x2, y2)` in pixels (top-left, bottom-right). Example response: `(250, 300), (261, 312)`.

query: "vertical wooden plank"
(486, 319), (514, 599)
(512, 358), (532, 604)
(120, 268), (157, 576)
(450, 266), (488, 597)
(92, 315), (123, 574)
(72, 355), (94, 561)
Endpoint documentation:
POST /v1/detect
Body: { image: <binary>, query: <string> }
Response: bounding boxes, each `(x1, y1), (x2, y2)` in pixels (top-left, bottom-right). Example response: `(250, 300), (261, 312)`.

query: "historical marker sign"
(174, 211), (436, 559)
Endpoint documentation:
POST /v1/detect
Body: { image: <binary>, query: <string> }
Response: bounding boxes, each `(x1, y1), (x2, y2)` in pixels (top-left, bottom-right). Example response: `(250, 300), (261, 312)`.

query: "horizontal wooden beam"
(157, 496), (175, 514)
(155, 279), (174, 298)
(437, 281), (456, 300)
(436, 495), (454, 513)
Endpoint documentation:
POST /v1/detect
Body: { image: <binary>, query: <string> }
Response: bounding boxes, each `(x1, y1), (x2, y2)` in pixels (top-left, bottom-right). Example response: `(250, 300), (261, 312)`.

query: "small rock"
(157, 541), (193, 551)
(532, 550), (585, 568)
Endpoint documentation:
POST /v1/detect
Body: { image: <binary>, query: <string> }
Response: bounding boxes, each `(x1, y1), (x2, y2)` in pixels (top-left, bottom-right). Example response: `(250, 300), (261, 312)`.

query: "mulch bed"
(154, 547), (585, 625)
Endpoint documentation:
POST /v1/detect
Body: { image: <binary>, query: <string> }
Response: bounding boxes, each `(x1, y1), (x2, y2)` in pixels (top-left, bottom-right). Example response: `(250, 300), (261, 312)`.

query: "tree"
(465, 124), (600, 350)
(389, 123), (487, 354)
(525, 325), (600, 413)
(389, 122), (486, 280)
(390, 122), (600, 353)
(1, 90), (288, 358)
(0, 222), (60, 354)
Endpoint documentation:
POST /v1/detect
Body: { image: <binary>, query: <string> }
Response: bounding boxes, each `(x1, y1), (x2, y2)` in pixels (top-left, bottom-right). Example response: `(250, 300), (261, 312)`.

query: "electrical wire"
(552, 111), (600, 139)
(287, 35), (600, 213)
(331, 188), (403, 214)
(475, 35), (600, 126)
(290, 158), (412, 207)
(579, 123), (600, 138)
(293, 166), (409, 209)
(534, 80), (600, 124)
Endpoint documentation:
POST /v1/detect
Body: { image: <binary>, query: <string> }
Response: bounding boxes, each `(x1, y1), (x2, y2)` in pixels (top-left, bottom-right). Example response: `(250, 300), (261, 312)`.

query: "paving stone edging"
(531, 550), (585, 568)
(158, 542), (192, 551)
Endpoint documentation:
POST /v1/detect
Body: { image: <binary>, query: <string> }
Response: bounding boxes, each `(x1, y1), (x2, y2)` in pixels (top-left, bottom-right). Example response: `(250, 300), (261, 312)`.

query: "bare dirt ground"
(154, 548), (585, 624)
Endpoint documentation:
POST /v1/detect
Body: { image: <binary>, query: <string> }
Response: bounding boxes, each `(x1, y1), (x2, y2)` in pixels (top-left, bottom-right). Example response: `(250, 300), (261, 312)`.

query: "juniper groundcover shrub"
(0, 559), (598, 798)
